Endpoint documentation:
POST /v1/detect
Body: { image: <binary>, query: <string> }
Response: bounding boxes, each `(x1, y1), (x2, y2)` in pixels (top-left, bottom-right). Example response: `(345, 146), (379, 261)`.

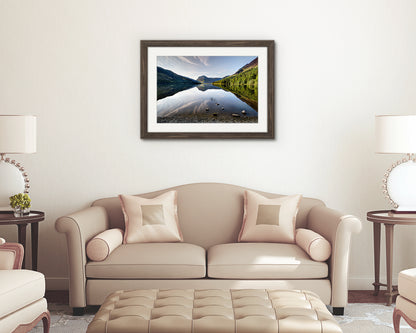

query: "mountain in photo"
(196, 75), (223, 83)
(233, 57), (258, 75)
(157, 66), (200, 100)
(157, 67), (200, 86)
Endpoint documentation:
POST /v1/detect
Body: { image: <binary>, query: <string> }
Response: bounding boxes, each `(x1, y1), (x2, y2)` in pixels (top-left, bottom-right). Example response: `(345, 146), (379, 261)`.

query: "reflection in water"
(196, 84), (222, 92)
(218, 85), (258, 110)
(157, 83), (197, 100)
(157, 84), (258, 123)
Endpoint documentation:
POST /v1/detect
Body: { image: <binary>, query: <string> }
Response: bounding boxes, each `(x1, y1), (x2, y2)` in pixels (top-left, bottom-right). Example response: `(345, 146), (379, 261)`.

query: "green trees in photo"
(213, 67), (258, 102)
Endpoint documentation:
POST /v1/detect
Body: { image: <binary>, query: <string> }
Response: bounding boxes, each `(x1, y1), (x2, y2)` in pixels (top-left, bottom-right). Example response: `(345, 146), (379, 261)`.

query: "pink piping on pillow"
(119, 195), (129, 244)
(92, 238), (109, 258)
(238, 191), (249, 242)
(173, 191), (184, 242)
(307, 237), (323, 254)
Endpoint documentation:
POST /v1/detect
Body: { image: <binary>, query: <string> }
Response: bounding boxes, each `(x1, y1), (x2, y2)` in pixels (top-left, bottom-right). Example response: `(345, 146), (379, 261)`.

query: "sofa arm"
(55, 206), (109, 308)
(307, 205), (362, 308)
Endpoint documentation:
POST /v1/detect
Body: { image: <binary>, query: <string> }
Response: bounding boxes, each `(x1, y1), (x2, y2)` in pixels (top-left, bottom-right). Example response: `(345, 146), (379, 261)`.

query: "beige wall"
(1, 0), (416, 290)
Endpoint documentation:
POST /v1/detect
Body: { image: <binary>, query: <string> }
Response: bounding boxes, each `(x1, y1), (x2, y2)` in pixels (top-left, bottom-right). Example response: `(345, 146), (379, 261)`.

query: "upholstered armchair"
(0, 237), (50, 333)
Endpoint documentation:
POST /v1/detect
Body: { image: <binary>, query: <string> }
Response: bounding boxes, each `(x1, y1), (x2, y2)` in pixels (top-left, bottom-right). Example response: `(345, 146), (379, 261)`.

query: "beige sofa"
(55, 183), (361, 316)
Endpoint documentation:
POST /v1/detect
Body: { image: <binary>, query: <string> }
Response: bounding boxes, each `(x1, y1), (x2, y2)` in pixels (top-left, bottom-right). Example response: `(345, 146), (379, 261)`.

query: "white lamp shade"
(375, 115), (416, 154)
(0, 115), (36, 153)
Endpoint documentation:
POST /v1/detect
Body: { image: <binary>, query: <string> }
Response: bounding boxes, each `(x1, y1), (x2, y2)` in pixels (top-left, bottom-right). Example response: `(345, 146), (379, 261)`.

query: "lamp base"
(383, 156), (416, 211)
(0, 154), (30, 206)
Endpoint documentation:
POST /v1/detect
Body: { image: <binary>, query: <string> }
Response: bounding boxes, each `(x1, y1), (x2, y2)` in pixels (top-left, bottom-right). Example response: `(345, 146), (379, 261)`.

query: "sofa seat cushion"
(86, 243), (206, 279)
(207, 243), (328, 279)
(0, 270), (45, 318)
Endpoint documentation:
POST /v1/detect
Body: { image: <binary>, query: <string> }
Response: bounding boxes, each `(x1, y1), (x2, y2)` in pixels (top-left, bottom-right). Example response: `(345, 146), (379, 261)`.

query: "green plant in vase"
(9, 193), (31, 217)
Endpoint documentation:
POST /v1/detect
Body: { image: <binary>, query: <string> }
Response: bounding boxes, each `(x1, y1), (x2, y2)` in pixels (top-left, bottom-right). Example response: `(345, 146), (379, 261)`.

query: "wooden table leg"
(373, 222), (381, 295)
(17, 223), (27, 269)
(386, 223), (395, 306)
(31, 222), (39, 271)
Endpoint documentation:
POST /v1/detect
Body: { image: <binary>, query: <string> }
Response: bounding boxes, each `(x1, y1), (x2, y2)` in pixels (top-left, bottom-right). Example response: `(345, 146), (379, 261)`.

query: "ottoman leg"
(332, 307), (344, 315)
(42, 311), (51, 333)
(393, 308), (401, 333)
(73, 307), (85, 316)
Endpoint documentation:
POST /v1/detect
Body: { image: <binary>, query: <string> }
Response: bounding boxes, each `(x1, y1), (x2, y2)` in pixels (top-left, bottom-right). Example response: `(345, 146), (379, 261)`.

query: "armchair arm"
(307, 205), (362, 308)
(55, 206), (109, 308)
(0, 241), (24, 270)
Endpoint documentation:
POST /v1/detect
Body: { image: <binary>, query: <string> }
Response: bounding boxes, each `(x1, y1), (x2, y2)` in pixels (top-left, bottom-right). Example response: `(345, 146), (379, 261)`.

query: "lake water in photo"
(157, 84), (258, 123)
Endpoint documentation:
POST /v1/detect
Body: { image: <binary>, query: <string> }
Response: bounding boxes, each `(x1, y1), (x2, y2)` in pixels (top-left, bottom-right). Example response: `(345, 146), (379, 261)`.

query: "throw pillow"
(295, 228), (331, 262)
(119, 191), (183, 244)
(86, 228), (124, 262)
(238, 190), (302, 243)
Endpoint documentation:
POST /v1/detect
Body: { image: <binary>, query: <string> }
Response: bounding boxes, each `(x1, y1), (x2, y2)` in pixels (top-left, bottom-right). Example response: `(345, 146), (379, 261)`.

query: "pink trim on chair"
(12, 310), (50, 333)
(0, 243), (24, 269)
(393, 307), (416, 333)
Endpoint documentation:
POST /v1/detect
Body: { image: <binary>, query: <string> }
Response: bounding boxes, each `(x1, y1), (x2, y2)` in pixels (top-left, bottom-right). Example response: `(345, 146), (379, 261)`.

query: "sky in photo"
(157, 56), (257, 80)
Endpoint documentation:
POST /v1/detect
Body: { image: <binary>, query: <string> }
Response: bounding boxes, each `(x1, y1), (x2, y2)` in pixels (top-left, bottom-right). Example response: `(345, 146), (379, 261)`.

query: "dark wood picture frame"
(140, 40), (275, 139)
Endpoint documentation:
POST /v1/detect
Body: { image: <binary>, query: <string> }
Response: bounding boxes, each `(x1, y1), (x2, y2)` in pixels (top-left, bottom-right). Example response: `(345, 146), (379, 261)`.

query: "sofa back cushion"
(92, 183), (325, 250)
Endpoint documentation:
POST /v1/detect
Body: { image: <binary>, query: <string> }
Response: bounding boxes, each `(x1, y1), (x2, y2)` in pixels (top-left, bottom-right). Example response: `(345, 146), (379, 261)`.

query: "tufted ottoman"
(394, 268), (416, 332)
(87, 289), (341, 333)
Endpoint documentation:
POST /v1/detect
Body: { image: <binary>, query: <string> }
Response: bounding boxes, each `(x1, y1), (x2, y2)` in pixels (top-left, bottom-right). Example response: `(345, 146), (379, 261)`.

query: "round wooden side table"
(0, 210), (45, 270)
(367, 210), (416, 305)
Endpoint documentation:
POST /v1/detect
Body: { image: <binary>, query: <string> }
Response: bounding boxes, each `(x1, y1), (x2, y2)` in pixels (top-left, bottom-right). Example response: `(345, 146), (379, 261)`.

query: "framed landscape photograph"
(140, 40), (274, 139)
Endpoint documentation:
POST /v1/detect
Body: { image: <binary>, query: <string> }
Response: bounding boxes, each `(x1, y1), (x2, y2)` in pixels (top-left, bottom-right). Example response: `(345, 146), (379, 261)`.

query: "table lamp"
(0, 115), (36, 207)
(375, 115), (416, 212)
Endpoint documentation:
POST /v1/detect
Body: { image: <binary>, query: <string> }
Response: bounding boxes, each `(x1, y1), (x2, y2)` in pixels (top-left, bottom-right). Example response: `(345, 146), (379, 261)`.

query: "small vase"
(13, 207), (30, 217)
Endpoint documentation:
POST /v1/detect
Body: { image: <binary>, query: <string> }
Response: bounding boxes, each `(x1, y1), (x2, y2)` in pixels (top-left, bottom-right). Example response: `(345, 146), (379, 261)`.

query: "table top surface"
(367, 210), (416, 224)
(0, 210), (45, 224)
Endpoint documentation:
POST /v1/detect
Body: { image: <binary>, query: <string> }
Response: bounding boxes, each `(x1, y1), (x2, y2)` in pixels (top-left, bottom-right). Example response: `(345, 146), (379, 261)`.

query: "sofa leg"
(332, 307), (344, 315)
(73, 307), (85, 316)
